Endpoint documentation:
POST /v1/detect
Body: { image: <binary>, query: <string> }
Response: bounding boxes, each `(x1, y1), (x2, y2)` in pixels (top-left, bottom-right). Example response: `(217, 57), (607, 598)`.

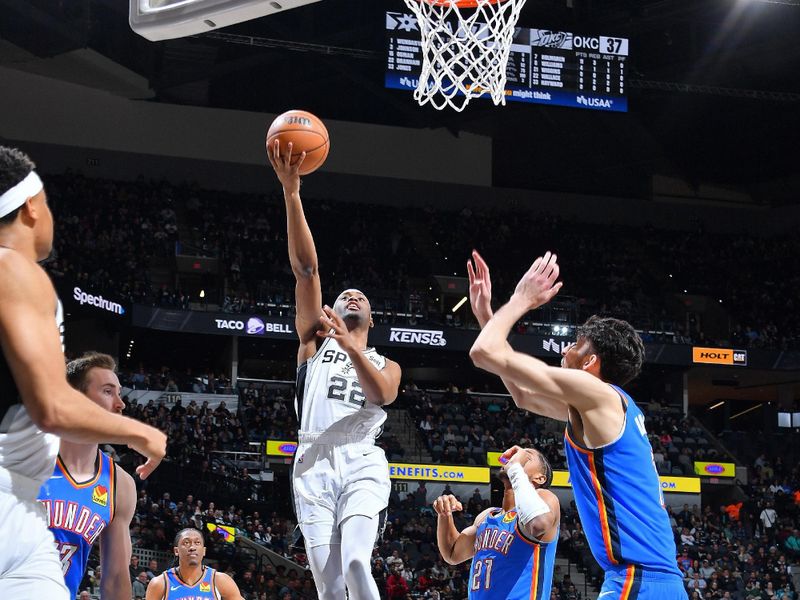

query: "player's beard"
(341, 309), (367, 329)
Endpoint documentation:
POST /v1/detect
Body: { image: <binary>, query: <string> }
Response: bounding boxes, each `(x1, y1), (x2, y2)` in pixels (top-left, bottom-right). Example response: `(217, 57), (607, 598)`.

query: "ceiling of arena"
(1, 0), (799, 202)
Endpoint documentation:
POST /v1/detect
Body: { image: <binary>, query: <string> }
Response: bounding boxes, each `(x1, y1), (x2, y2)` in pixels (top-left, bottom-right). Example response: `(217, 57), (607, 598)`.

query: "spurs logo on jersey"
(295, 336), (388, 437)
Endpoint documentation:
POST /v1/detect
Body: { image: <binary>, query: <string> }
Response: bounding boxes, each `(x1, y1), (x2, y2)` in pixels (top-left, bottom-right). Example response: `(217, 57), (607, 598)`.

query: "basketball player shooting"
(38, 352), (139, 600)
(0, 146), (167, 599)
(434, 446), (560, 600)
(267, 140), (401, 600)
(146, 528), (243, 600)
(469, 250), (688, 600)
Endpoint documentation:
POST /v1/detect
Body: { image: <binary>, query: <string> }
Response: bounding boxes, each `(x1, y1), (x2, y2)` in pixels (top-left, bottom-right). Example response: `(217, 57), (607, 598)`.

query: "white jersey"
(0, 299), (62, 500)
(295, 336), (388, 439)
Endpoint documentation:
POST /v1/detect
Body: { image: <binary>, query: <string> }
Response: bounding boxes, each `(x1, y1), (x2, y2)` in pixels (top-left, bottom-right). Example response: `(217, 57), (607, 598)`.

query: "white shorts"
(292, 441), (390, 548)
(0, 490), (69, 599)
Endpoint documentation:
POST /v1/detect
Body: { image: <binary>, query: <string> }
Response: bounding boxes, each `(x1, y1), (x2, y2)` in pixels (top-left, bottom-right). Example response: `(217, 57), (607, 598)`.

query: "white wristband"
(507, 463), (551, 525)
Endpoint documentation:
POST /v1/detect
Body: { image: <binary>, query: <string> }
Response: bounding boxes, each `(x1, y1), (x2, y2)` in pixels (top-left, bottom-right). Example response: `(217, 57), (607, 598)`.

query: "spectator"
(759, 503), (778, 543)
(133, 571), (148, 599)
(784, 529), (800, 559)
(386, 565), (409, 599)
(129, 556), (141, 583)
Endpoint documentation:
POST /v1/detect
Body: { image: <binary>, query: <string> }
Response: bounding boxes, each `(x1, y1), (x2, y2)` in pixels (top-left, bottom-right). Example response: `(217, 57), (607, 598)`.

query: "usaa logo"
(502, 510), (517, 523)
(92, 485), (108, 507)
(576, 95), (614, 109)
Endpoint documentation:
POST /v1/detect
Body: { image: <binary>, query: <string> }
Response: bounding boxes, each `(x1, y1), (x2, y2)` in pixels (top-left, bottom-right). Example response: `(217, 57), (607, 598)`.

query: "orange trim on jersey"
(514, 521), (541, 547)
(56, 450), (103, 488)
(528, 542), (541, 600)
(565, 430), (619, 566)
(619, 565), (636, 600)
(108, 459), (116, 522)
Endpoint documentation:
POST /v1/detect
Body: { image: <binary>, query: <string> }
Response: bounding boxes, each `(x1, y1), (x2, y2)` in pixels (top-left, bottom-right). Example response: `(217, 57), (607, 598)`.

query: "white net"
(402, 0), (528, 112)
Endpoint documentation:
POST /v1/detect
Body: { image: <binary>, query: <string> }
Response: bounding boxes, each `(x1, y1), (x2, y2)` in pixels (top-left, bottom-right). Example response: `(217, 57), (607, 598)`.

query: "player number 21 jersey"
(295, 336), (388, 438)
(469, 508), (558, 600)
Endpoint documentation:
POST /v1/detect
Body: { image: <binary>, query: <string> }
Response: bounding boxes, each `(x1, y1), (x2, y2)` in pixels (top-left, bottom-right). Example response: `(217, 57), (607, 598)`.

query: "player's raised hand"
(433, 495), (463, 518)
(500, 445), (533, 472)
(317, 305), (358, 354)
(266, 139), (306, 194)
(130, 425), (167, 480)
(467, 250), (493, 327)
(512, 251), (563, 311)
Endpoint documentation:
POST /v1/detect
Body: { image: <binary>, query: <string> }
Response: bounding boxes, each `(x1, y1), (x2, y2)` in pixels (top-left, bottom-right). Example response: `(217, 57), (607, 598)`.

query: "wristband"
(507, 463), (551, 525)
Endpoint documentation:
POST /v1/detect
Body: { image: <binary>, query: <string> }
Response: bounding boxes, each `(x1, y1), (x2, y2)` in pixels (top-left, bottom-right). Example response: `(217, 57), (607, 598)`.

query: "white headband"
(0, 171), (43, 219)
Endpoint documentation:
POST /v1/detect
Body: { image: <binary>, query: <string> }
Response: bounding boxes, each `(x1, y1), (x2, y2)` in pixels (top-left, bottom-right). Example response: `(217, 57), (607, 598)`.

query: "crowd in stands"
(43, 171), (800, 349)
(73, 374), (798, 600)
(45, 173), (178, 307)
(425, 207), (800, 350)
(403, 385), (726, 473)
(120, 366), (234, 395)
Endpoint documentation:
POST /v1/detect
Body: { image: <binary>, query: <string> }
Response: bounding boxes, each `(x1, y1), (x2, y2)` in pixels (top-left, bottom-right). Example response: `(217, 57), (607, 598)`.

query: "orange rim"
(420, 0), (502, 7)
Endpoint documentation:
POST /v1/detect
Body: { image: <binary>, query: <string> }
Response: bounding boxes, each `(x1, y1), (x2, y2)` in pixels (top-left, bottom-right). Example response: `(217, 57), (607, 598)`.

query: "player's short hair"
(66, 352), (117, 393)
(0, 146), (36, 226)
(577, 315), (644, 386)
(174, 527), (204, 547)
(531, 449), (553, 488)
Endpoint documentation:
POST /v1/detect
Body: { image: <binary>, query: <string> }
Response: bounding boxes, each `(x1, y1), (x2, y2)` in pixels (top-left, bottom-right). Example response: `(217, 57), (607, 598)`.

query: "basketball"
(266, 110), (330, 175)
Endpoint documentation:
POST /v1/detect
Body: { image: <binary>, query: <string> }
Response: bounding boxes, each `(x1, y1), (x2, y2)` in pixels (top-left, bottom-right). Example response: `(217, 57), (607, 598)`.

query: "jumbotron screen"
(385, 11), (629, 112)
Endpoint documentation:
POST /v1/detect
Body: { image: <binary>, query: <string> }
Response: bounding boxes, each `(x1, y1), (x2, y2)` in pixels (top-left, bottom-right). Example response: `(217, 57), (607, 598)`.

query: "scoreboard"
(385, 12), (629, 112)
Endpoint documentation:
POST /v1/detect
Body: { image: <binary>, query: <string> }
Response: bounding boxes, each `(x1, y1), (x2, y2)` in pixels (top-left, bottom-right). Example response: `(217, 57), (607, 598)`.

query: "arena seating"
(91, 376), (799, 600)
(46, 172), (800, 350)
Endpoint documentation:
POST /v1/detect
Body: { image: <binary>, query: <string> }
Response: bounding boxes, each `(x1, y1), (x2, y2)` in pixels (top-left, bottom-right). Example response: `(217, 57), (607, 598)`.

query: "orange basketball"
(266, 110), (330, 175)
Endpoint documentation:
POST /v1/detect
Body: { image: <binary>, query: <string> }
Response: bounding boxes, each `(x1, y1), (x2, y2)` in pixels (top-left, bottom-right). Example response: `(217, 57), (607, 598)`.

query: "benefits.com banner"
(266, 440), (489, 483)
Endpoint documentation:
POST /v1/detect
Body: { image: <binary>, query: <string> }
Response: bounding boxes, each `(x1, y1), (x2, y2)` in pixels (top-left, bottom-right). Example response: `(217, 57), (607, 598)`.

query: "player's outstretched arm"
(99, 468), (136, 600)
(215, 572), (245, 600)
(0, 252), (166, 479)
(433, 495), (491, 565)
(468, 250), (567, 421)
(470, 252), (617, 414)
(145, 573), (166, 600)
(267, 140), (322, 351)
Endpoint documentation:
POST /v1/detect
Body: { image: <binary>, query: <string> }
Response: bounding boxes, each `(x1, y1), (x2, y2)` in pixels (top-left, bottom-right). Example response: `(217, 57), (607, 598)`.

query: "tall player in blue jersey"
(146, 528), (243, 600)
(434, 446), (560, 600)
(468, 250), (687, 600)
(38, 352), (138, 599)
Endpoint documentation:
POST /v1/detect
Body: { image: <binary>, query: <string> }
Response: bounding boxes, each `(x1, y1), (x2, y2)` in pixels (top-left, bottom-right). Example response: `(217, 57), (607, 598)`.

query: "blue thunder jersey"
(564, 385), (681, 577)
(38, 450), (116, 597)
(163, 566), (220, 600)
(469, 508), (558, 600)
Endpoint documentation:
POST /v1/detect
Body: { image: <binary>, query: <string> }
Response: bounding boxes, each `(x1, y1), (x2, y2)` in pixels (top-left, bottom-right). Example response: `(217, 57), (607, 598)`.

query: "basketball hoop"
(403, 0), (528, 111)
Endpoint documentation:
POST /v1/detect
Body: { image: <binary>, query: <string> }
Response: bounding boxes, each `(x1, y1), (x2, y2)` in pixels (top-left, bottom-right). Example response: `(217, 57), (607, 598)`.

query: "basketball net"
(403, 0), (528, 112)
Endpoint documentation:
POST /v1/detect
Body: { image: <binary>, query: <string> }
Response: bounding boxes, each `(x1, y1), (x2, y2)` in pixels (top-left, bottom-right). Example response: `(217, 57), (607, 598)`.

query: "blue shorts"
(600, 566), (687, 600)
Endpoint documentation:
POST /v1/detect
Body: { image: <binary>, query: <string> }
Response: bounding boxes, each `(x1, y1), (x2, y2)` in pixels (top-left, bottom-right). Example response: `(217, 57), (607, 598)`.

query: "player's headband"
(0, 171), (43, 219)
